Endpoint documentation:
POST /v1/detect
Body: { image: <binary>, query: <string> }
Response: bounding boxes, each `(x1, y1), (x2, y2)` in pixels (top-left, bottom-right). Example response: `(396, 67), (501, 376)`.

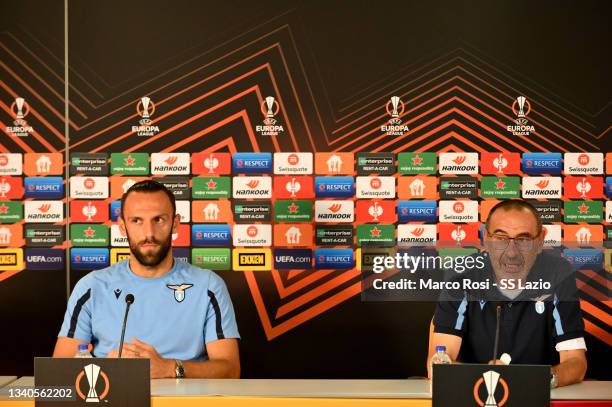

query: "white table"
(1, 377), (610, 406)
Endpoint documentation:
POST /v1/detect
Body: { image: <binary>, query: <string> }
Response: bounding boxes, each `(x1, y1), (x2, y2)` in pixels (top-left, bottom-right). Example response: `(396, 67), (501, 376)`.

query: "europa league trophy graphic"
(13, 97), (28, 126)
(483, 370), (501, 407)
(139, 97), (152, 125)
(513, 96), (530, 125)
(263, 96), (278, 125)
(390, 96), (400, 118)
(516, 96), (526, 118)
(15, 97), (25, 120)
(84, 363), (101, 402)
(387, 96), (404, 125)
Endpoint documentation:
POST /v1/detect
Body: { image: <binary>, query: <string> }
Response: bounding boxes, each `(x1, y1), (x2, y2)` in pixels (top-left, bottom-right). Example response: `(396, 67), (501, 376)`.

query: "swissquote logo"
(75, 363), (110, 402)
(0, 153), (22, 175)
(542, 225), (562, 247)
(256, 96), (284, 136)
(233, 224), (272, 246)
(438, 153), (478, 174)
(133, 96), (160, 136)
(473, 370), (509, 407)
(6, 97), (34, 137)
(381, 96), (409, 136)
(522, 177), (562, 198)
(70, 177), (109, 199)
(315, 200), (354, 223)
(274, 153), (313, 174)
(507, 95), (535, 136)
(438, 200), (478, 222)
(564, 153), (604, 175)
(356, 176), (395, 198)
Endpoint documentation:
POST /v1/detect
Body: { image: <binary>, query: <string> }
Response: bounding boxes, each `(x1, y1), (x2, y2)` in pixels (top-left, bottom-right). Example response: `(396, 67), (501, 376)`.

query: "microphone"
(118, 294), (135, 358)
(492, 302), (504, 363)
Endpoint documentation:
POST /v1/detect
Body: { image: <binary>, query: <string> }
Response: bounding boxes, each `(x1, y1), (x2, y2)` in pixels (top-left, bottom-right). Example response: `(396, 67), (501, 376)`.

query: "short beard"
(126, 229), (172, 268)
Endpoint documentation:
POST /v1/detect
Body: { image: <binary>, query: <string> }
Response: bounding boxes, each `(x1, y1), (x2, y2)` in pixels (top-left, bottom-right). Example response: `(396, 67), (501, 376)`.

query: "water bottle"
(430, 345), (452, 391)
(74, 344), (92, 358)
(431, 345), (452, 366)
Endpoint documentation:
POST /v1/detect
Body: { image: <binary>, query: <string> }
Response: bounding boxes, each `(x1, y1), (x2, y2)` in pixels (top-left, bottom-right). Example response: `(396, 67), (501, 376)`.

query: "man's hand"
(487, 359), (506, 365)
(107, 337), (175, 379)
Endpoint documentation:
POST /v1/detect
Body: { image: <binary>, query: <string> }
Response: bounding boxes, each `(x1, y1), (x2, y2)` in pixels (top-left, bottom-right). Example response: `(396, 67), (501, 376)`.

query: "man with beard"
(53, 180), (240, 378)
(428, 200), (587, 388)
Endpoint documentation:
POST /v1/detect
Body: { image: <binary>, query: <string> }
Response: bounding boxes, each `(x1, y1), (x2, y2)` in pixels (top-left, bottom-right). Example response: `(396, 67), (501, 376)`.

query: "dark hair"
(120, 180), (176, 219)
(485, 199), (542, 235)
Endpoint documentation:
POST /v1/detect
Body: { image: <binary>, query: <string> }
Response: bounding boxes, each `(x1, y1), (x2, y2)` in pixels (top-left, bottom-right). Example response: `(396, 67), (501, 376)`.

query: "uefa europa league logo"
(473, 370), (509, 407)
(137, 96), (155, 125)
(14, 97), (26, 119)
(386, 96), (405, 125)
(10, 97), (29, 126)
(511, 96), (531, 125)
(75, 363), (110, 402)
(84, 364), (101, 402)
(261, 96), (279, 125)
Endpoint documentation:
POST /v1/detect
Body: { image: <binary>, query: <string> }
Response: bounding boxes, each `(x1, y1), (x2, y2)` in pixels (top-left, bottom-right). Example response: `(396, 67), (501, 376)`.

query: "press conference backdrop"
(0, 0), (609, 379)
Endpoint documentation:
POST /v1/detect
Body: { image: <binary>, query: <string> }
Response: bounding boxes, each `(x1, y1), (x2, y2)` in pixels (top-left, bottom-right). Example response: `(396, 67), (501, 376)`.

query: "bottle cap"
(77, 344), (88, 351)
(435, 345), (446, 352)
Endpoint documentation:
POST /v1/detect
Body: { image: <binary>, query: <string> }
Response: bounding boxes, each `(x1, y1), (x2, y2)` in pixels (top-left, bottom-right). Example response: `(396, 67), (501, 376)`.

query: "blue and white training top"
(58, 258), (240, 359)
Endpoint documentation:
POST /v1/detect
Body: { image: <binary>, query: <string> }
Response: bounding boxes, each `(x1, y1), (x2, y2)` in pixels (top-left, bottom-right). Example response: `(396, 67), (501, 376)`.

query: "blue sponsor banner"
(315, 176), (355, 198)
(606, 177), (612, 198)
(25, 248), (65, 270)
(110, 200), (122, 221)
(314, 248), (354, 269)
(192, 224), (231, 247)
(71, 248), (110, 270)
(274, 249), (312, 270)
(24, 177), (63, 199)
(522, 153), (562, 174)
(232, 153), (272, 174)
(173, 248), (190, 263)
(563, 249), (603, 268)
(397, 200), (437, 222)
